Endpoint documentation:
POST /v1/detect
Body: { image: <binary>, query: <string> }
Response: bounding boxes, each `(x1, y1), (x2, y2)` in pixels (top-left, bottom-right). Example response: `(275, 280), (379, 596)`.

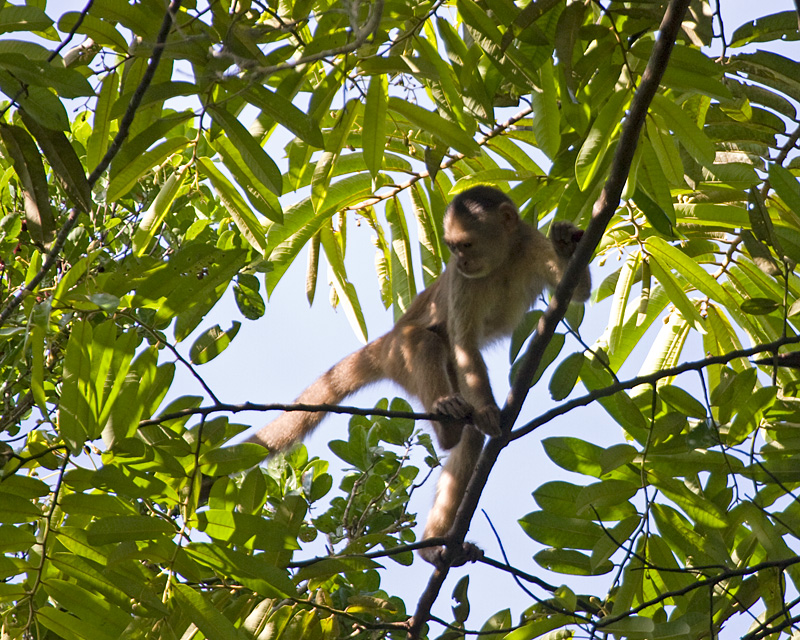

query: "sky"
(166, 3), (800, 632)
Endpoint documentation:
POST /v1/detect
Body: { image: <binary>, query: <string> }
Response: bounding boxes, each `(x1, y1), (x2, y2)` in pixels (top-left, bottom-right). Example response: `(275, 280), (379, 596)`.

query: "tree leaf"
(132, 165), (187, 255)
(650, 92), (715, 168)
(0, 123), (55, 244)
(86, 515), (175, 545)
(86, 69), (117, 172)
(20, 110), (92, 214)
(388, 97), (481, 156)
(363, 74), (388, 178)
(189, 322), (241, 365)
(319, 222), (368, 343)
(172, 583), (248, 640)
(106, 136), (189, 202)
(209, 105), (282, 196)
(575, 89), (628, 190)
(197, 156), (267, 255)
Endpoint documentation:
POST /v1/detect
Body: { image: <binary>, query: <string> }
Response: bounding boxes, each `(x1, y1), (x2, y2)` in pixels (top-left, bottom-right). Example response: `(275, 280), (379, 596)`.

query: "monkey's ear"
(497, 201), (520, 226)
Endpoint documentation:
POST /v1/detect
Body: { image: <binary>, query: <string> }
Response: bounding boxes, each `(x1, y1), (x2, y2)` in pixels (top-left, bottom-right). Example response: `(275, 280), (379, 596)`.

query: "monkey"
(247, 185), (591, 566)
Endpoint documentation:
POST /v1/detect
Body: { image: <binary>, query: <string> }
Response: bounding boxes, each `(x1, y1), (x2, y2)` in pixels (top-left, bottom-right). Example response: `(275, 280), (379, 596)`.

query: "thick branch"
(408, 0), (692, 635)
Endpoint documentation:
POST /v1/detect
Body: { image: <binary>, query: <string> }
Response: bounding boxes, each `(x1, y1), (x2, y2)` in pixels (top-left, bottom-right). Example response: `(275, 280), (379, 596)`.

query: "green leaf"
(650, 93), (715, 168)
(0, 495), (42, 523)
(132, 165), (187, 255)
(658, 385), (707, 419)
(769, 164), (800, 225)
(57, 12), (128, 52)
(518, 510), (604, 549)
(185, 544), (295, 598)
(542, 436), (637, 478)
(637, 138), (675, 221)
(86, 515), (175, 545)
(199, 443), (268, 476)
(212, 134), (283, 223)
(37, 607), (117, 640)
(0, 123), (55, 244)
(245, 84), (324, 149)
(173, 584), (248, 640)
(575, 89), (628, 190)
(730, 11), (800, 47)
(363, 74), (388, 178)
(86, 69), (117, 172)
(311, 100), (360, 210)
(607, 253), (639, 353)
(233, 273), (266, 320)
(43, 579), (129, 633)
(210, 105), (282, 196)
(549, 352), (585, 401)
(646, 256), (705, 333)
(575, 480), (638, 517)
(106, 136), (189, 202)
(197, 156), (267, 254)
(0, 5), (52, 33)
(388, 97), (481, 156)
(386, 196), (416, 317)
(530, 59), (561, 159)
(319, 222), (368, 343)
(58, 319), (94, 451)
(740, 297), (781, 315)
(534, 548), (612, 575)
(0, 525), (36, 552)
(599, 616), (655, 637)
(20, 111), (92, 214)
(190, 321), (241, 364)
(0, 53), (92, 98)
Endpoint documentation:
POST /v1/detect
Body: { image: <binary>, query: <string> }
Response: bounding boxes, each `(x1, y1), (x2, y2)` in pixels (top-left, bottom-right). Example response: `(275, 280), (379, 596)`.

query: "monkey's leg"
(419, 425), (485, 567)
(384, 325), (472, 450)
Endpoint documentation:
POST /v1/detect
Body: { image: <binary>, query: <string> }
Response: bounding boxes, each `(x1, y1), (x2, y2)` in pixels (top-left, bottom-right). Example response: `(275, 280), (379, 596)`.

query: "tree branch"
(511, 332), (800, 441)
(137, 400), (452, 429)
(408, 0), (693, 635)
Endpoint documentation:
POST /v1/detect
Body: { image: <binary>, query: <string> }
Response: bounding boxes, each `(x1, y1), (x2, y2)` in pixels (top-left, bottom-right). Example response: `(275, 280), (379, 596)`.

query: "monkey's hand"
(419, 542), (484, 568)
(550, 220), (584, 258)
(432, 394), (473, 421)
(432, 394), (473, 449)
(473, 404), (501, 438)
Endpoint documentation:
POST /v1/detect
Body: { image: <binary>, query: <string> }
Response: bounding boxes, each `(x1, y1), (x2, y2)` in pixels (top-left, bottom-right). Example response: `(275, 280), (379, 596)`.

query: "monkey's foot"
(432, 394), (473, 421)
(419, 542), (484, 568)
(550, 220), (583, 257)
(473, 404), (501, 438)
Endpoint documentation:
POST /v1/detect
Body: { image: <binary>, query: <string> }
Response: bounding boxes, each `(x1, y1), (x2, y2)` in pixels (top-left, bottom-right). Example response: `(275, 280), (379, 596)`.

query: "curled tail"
(248, 339), (385, 452)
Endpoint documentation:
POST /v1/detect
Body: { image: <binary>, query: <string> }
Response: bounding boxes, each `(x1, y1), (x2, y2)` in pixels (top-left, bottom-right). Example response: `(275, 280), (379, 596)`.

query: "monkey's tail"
(247, 339), (385, 452)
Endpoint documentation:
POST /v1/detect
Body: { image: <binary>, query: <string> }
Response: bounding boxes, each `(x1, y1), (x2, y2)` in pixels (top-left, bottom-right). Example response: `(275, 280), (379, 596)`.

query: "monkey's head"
(444, 186), (519, 279)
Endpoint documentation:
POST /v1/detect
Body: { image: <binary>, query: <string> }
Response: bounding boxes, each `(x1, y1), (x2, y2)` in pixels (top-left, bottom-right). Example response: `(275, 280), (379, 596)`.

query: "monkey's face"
(444, 215), (509, 279)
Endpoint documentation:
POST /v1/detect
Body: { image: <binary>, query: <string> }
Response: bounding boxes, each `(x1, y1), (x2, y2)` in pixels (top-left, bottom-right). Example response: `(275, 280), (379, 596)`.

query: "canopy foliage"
(3, 0), (800, 639)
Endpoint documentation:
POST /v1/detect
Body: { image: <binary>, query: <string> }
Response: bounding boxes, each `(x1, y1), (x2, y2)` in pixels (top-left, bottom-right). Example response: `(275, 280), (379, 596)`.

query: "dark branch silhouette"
(407, 0), (694, 635)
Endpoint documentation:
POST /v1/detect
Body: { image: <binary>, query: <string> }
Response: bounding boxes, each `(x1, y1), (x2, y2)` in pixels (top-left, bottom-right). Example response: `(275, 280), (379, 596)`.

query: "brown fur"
(248, 186), (591, 565)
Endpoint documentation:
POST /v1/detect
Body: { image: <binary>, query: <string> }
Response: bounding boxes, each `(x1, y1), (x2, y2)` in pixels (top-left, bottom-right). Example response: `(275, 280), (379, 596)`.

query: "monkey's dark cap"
(448, 185), (513, 218)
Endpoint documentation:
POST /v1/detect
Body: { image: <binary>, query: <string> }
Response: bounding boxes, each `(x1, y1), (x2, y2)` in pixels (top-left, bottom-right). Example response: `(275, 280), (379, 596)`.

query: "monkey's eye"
(462, 242), (472, 249)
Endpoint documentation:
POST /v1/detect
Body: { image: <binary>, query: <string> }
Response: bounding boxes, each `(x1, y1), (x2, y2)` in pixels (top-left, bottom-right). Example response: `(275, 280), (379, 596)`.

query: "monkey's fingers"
(550, 220), (583, 257)
(423, 542), (484, 568)
(432, 394), (473, 421)
(473, 404), (501, 438)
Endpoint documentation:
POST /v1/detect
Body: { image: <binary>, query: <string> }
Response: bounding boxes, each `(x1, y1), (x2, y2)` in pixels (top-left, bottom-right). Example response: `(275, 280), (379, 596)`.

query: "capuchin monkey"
(248, 185), (591, 566)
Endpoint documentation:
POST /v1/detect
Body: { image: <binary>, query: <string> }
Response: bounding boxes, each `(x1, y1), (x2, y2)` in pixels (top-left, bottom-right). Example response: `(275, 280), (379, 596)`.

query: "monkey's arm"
(450, 334), (502, 438)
